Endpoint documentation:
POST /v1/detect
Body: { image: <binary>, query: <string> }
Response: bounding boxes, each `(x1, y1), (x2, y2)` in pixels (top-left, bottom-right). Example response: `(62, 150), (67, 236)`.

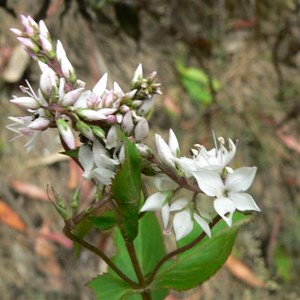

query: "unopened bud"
(39, 34), (55, 58)
(93, 73), (107, 97)
(77, 108), (107, 121)
(40, 67), (57, 97)
(28, 117), (50, 131)
(60, 88), (84, 106)
(76, 120), (95, 141)
(17, 37), (38, 52)
(10, 96), (40, 109)
(121, 111), (134, 135)
(60, 55), (76, 83)
(38, 20), (50, 39)
(134, 117), (149, 141)
(132, 63), (143, 83)
(53, 191), (71, 220)
(137, 96), (156, 116)
(91, 125), (105, 139)
(56, 118), (76, 149)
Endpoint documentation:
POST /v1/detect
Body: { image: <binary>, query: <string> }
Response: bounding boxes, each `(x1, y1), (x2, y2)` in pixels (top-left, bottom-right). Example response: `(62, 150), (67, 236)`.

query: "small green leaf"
(112, 136), (142, 241)
(152, 213), (248, 291)
(89, 210), (117, 231)
(176, 61), (221, 106)
(87, 273), (135, 300)
(60, 148), (79, 159)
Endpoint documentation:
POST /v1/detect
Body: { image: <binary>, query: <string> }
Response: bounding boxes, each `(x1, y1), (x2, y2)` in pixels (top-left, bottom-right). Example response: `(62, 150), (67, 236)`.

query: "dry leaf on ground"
(0, 200), (26, 231)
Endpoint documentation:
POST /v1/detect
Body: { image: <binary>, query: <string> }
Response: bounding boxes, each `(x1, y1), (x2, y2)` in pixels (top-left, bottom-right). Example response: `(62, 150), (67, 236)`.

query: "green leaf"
(59, 147), (79, 159)
(87, 273), (135, 300)
(112, 136), (142, 241)
(109, 213), (168, 299)
(152, 213), (248, 291)
(176, 61), (221, 106)
(89, 210), (117, 231)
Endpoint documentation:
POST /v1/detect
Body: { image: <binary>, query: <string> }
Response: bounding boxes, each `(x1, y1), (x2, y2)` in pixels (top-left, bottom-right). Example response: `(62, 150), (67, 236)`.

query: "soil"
(0, 1), (299, 299)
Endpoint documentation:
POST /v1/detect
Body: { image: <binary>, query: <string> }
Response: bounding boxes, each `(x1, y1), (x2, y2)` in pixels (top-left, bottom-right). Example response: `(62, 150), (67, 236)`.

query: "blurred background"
(0, 0), (299, 299)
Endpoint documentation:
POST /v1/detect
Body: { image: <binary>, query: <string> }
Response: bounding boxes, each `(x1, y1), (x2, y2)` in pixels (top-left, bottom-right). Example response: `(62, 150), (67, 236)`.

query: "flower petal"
(173, 210), (193, 240)
(154, 174), (178, 191)
(169, 198), (189, 212)
(213, 197), (236, 227)
(225, 167), (257, 192)
(168, 129), (179, 157)
(161, 204), (170, 228)
(193, 213), (211, 237)
(140, 192), (166, 212)
(229, 192), (260, 212)
(193, 170), (224, 197)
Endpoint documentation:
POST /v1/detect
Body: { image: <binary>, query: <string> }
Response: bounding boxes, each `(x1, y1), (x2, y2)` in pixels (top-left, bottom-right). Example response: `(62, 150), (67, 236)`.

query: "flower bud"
(10, 28), (23, 36)
(56, 118), (76, 149)
(134, 117), (149, 141)
(132, 63), (143, 83)
(76, 120), (95, 141)
(17, 37), (38, 52)
(76, 108), (107, 121)
(40, 66), (57, 97)
(60, 55), (76, 83)
(121, 111), (134, 135)
(10, 96), (40, 109)
(56, 40), (66, 61)
(113, 81), (123, 97)
(38, 20), (50, 39)
(28, 117), (50, 131)
(93, 73), (107, 97)
(39, 34), (55, 58)
(137, 96), (156, 116)
(91, 125), (105, 139)
(60, 88), (84, 106)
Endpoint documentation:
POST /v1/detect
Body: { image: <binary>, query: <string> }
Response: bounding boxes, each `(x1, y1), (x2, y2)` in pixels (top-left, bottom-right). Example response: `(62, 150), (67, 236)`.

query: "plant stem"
(124, 240), (146, 287)
(63, 222), (139, 289)
(146, 215), (222, 284)
(124, 240), (152, 299)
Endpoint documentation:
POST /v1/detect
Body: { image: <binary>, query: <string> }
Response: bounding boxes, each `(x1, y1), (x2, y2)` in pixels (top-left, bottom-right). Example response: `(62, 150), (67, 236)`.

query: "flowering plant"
(8, 15), (260, 300)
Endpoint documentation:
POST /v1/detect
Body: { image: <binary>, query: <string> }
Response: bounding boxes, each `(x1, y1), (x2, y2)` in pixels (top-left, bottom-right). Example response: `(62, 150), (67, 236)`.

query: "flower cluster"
(8, 15), (260, 243)
(8, 15), (161, 185)
(141, 130), (260, 240)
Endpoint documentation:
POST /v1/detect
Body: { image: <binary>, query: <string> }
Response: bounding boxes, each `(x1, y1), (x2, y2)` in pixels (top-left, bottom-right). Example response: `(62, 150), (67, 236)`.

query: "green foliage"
(112, 136), (142, 241)
(60, 147), (79, 159)
(176, 61), (221, 106)
(89, 210), (117, 231)
(110, 213), (166, 281)
(89, 213), (168, 299)
(152, 213), (248, 291)
(87, 273), (136, 300)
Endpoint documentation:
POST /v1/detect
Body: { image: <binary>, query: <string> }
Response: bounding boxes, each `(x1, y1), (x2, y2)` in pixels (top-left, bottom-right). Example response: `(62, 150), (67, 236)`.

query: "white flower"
(140, 175), (178, 228)
(155, 129), (180, 168)
(78, 140), (119, 186)
(7, 116), (42, 152)
(170, 198), (211, 240)
(177, 137), (236, 176)
(193, 167), (260, 226)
